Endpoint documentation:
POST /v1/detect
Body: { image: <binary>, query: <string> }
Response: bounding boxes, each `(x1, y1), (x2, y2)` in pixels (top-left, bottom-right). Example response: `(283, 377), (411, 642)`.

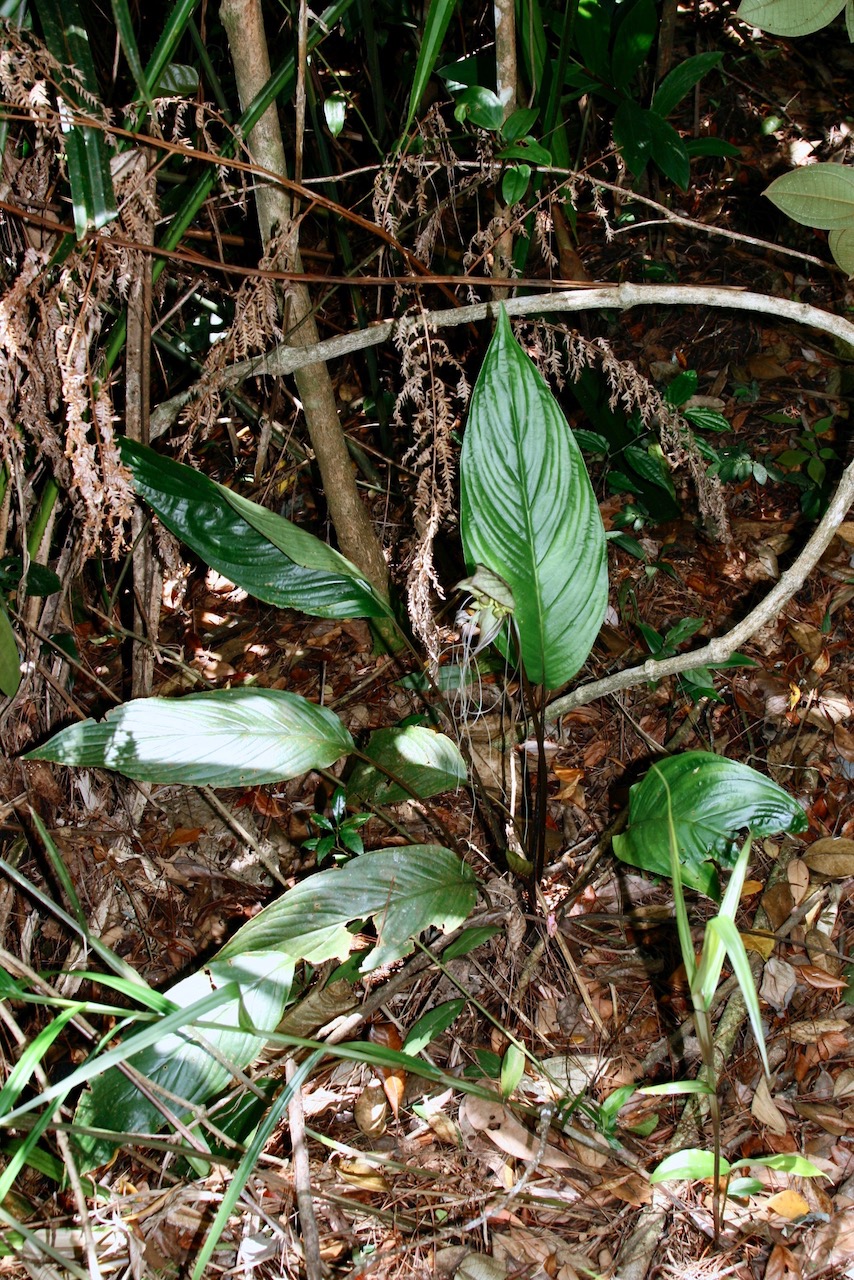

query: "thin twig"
(286, 1057), (324, 1280)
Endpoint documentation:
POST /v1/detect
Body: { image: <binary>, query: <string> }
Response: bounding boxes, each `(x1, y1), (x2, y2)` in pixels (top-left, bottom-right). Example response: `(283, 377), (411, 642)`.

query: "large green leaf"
(459, 307), (607, 688)
(652, 52), (724, 119)
(74, 951), (294, 1171)
(121, 439), (389, 620)
(610, 0), (658, 93)
(614, 100), (690, 188)
(25, 688), (354, 787)
(402, 0), (459, 138)
(33, 0), (117, 237)
(829, 226), (854, 274)
(0, 605), (20, 698)
(612, 751), (808, 899)
(737, 0), (846, 36)
(347, 726), (467, 805)
(217, 845), (478, 971)
(765, 163), (854, 229)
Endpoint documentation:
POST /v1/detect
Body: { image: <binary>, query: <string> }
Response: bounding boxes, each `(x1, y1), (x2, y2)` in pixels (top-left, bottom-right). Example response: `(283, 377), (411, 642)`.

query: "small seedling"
(303, 786), (372, 863)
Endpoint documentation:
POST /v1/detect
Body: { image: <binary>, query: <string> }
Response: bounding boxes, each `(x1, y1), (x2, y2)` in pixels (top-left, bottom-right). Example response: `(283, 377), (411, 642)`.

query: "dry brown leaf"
(762, 881), (795, 932)
(761, 957), (798, 1012)
(803, 839), (854, 879)
(787, 858), (811, 904)
(833, 723), (854, 763)
(787, 1019), (850, 1044)
(751, 1075), (789, 1135)
(797, 965), (846, 990)
(788, 621), (824, 662)
(368, 1021), (405, 1117)
(832, 1068), (854, 1098)
(460, 1094), (575, 1168)
(805, 928), (840, 976)
(804, 1209), (854, 1276)
(767, 1189), (811, 1220)
(834, 521), (854, 546)
(792, 1100), (851, 1135)
(336, 1158), (390, 1192)
(765, 1242), (802, 1280)
(354, 1084), (388, 1138)
(597, 1173), (653, 1208)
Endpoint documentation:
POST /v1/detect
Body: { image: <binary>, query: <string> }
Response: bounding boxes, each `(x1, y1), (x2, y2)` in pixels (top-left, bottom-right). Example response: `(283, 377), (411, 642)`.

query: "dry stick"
(219, 0), (389, 600)
(286, 1058), (323, 1280)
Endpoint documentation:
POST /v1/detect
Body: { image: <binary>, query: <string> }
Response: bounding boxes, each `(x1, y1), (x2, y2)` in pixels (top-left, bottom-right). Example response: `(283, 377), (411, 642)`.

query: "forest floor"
(3, 10), (854, 1280)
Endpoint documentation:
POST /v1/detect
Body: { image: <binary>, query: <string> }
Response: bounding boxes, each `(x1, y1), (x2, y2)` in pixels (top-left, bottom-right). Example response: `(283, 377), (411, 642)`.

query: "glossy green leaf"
(830, 226), (854, 275)
(684, 137), (742, 158)
(26, 688), (354, 787)
(403, 0), (458, 138)
(347, 726), (467, 806)
(848, 0), (854, 38)
(730, 1153), (826, 1177)
(496, 138), (552, 164)
(639, 1080), (714, 1096)
(74, 951), (294, 1171)
(652, 52), (724, 118)
(121, 439), (389, 619)
(765, 163), (854, 229)
(442, 924), (501, 959)
(704, 914), (770, 1074)
(0, 605), (20, 698)
(217, 846), (479, 971)
(611, 0), (658, 93)
(111, 0), (155, 117)
(614, 100), (690, 188)
(454, 85), (504, 131)
(651, 1148), (730, 1183)
(33, 0), (117, 236)
(324, 91), (347, 137)
(575, 0), (612, 81)
(500, 1043), (526, 1098)
(460, 307), (607, 688)
(154, 63), (200, 95)
(737, 0), (846, 36)
(612, 751), (808, 899)
(502, 106), (539, 142)
(502, 163), (531, 205)
(403, 998), (466, 1055)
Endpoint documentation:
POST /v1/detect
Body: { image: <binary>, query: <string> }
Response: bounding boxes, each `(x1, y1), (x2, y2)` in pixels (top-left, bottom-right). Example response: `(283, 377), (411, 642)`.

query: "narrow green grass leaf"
(111, 0), (155, 117)
(402, 0), (458, 139)
(0, 605), (20, 698)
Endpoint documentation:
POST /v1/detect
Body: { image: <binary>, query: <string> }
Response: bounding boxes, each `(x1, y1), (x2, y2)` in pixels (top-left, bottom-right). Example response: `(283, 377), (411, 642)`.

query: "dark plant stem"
(518, 660), (548, 901)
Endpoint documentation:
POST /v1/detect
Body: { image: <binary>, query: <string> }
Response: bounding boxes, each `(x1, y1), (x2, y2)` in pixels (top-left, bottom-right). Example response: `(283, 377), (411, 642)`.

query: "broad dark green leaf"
(611, 0), (658, 93)
(0, 605), (20, 698)
(460, 307), (607, 688)
(651, 1148), (730, 1183)
(26, 688), (354, 787)
(121, 439), (389, 619)
(830, 226), (854, 275)
(612, 751), (808, 899)
(614, 101), (690, 188)
(403, 998), (466, 1054)
(454, 85), (504, 131)
(74, 951), (294, 1171)
(347, 726), (467, 805)
(403, 0), (459, 138)
(33, 0), (117, 236)
(217, 846), (479, 971)
(652, 52), (723, 119)
(737, 0), (846, 36)
(575, 0), (613, 81)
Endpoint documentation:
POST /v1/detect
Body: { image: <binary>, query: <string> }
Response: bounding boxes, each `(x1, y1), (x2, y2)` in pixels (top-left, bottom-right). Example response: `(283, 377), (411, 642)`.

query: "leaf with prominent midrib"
(26, 687), (355, 787)
(217, 845), (479, 971)
(459, 307), (607, 689)
(612, 751), (808, 899)
(120, 438), (389, 620)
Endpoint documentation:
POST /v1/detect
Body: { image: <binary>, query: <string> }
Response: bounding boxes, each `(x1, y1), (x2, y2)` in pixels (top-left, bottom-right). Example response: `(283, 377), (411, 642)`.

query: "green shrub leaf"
(652, 52), (724, 119)
(765, 163), (854, 229)
(830, 226), (854, 275)
(612, 751), (808, 899)
(347, 726), (467, 805)
(737, 0), (846, 37)
(120, 439), (389, 620)
(74, 951), (295, 1171)
(651, 1148), (731, 1183)
(26, 688), (355, 787)
(0, 605), (20, 699)
(460, 307), (607, 688)
(217, 846), (478, 971)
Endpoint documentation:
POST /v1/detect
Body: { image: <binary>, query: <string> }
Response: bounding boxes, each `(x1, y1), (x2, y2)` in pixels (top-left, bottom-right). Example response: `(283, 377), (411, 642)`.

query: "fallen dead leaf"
(797, 965), (846, 991)
(761, 957), (798, 1012)
(368, 1021), (406, 1117)
(354, 1084), (388, 1138)
(765, 1242), (801, 1280)
(787, 858), (811, 904)
(805, 928), (839, 976)
(787, 1019), (850, 1044)
(803, 839), (854, 879)
(752, 1075), (788, 1135)
(766, 1189), (811, 1220)
(460, 1093), (575, 1169)
(804, 1209), (854, 1276)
